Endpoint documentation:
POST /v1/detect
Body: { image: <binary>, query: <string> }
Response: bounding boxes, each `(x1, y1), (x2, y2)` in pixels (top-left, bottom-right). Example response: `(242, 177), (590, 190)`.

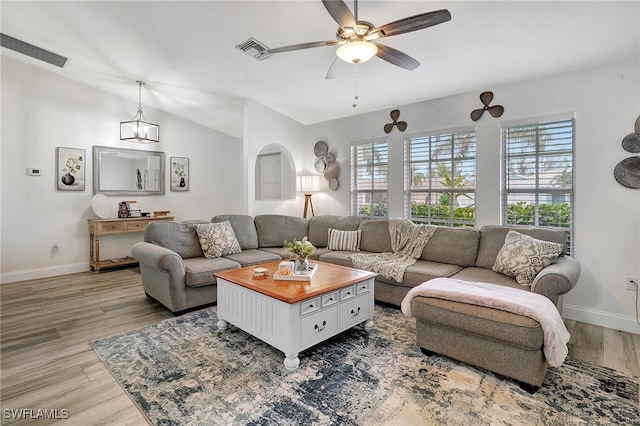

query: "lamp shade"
(336, 40), (378, 64)
(297, 175), (326, 193)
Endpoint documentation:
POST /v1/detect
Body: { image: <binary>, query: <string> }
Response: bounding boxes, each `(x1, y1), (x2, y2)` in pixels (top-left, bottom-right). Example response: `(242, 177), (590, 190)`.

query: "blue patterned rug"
(91, 305), (639, 425)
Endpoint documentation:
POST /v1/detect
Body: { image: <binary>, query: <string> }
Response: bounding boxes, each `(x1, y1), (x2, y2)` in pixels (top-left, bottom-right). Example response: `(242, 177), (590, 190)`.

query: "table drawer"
(98, 222), (127, 233)
(300, 305), (338, 347)
(126, 221), (148, 232)
(339, 295), (372, 329)
(356, 280), (371, 295)
(300, 297), (320, 316)
(321, 291), (338, 307)
(340, 285), (356, 301)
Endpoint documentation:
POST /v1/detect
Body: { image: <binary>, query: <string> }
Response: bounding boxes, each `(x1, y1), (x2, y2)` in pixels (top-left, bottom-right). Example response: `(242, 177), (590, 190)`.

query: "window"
(404, 129), (476, 227)
(350, 140), (388, 217)
(501, 117), (575, 249)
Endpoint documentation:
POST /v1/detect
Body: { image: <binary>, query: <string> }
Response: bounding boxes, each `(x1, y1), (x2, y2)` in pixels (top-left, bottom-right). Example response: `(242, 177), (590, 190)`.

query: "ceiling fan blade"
(321, 0), (356, 30)
(479, 91), (494, 107)
(366, 9), (451, 40)
(375, 44), (420, 70)
(325, 57), (340, 80)
(470, 109), (485, 121)
(488, 105), (505, 118)
(267, 40), (339, 54)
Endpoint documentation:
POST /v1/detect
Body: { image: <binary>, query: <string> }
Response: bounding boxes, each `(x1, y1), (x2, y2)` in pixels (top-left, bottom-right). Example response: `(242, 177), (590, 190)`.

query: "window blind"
(350, 141), (389, 217)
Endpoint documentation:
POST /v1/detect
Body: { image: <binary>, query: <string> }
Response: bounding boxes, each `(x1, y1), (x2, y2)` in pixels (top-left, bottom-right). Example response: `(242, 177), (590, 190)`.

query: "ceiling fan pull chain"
(352, 63), (359, 108)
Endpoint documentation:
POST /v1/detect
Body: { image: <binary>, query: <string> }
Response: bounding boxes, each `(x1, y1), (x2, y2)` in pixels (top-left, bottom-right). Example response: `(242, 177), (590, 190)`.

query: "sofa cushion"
(475, 225), (567, 269)
(492, 230), (564, 286)
(358, 219), (392, 253)
(308, 215), (363, 247)
(421, 226), (480, 267)
(451, 267), (522, 289)
(184, 257), (241, 288)
(327, 228), (361, 251)
(211, 214), (259, 250)
(254, 214), (309, 248)
(318, 250), (363, 268)
(411, 296), (544, 351)
(401, 261), (463, 288)
(223, 249), (281, 267)
(196, 222), (242, 259)
(144, 221), (207, 259)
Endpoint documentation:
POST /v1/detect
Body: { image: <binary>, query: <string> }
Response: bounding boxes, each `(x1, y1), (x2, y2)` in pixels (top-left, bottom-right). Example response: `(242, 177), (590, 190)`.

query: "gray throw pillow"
(196, 221), (242, 259)
(327, 228), (361, 251)
(492, 230), (563, 286)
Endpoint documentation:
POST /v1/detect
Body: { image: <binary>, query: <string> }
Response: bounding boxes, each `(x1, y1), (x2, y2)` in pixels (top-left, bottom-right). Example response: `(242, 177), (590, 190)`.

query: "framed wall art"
(170, 156), (189, 191)
(56, 147), (85, 191)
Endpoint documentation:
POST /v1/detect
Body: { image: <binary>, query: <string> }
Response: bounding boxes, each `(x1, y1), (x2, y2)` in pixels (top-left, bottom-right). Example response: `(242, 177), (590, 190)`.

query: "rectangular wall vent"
(235, 38), (271, 61)
(1, 33), (68, 68)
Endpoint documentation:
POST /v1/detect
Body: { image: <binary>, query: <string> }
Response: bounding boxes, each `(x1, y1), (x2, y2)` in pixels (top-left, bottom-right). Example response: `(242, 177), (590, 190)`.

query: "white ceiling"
(2, 1), (638, 138)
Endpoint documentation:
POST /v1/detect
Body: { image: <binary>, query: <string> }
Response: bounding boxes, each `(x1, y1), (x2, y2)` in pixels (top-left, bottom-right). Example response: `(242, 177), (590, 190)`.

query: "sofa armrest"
(530, 255), (580, 303)
(132, 241), (186, 276)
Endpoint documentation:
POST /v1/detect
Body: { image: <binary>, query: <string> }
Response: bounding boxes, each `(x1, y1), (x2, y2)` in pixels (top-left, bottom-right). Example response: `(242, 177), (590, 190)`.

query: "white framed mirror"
(93, 146), (165, 196)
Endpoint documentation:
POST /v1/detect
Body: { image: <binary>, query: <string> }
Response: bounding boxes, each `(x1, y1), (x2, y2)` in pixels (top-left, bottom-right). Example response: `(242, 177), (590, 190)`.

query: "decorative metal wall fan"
(384, 109), (407, 133)
(265, 0), (451, 79)
(470, 91), (504, 121)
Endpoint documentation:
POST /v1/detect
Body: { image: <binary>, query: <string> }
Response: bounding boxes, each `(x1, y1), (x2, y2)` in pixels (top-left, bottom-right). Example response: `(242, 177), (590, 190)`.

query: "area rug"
(91, 305), (639, 425)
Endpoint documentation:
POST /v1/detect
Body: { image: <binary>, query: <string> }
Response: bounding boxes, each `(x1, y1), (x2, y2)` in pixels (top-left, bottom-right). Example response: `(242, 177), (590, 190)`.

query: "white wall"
(297, 59), (640, 334)
(1, 57), (244, 282)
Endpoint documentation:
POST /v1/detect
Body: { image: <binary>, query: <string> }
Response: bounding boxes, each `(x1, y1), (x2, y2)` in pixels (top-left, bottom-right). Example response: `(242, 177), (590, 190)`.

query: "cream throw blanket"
(401, 278), (570, 367)
(350, 219), (436, 283)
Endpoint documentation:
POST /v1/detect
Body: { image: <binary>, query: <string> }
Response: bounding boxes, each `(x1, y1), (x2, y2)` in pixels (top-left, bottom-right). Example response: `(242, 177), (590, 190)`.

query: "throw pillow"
(492, 230), (564, 286)
(327, 228), (361, 251)
(196, 221), (242, 259)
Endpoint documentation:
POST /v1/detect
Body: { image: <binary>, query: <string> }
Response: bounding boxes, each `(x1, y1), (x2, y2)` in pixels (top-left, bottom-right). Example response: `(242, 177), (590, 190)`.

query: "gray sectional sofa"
(132, 213), (580, 391)
(132, 214), (579, 313)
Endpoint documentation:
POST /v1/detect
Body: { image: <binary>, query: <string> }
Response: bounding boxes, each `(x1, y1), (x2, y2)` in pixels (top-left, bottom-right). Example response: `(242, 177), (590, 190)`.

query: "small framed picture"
(56, 147), (85, 191)
(170, 156), (189, 191)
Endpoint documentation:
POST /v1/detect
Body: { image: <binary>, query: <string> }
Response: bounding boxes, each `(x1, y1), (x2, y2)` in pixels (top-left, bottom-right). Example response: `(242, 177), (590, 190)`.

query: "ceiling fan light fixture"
(336, 40), (377, 64)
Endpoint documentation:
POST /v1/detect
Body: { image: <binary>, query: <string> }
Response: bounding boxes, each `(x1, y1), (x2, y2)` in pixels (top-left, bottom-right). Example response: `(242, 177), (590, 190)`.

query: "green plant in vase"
(61, 156), (83, 186)
(283, 237), (316, 274)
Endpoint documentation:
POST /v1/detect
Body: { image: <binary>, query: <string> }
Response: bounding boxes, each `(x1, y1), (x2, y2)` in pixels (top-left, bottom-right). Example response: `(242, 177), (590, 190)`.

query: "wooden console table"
(88, 216), (174, 272)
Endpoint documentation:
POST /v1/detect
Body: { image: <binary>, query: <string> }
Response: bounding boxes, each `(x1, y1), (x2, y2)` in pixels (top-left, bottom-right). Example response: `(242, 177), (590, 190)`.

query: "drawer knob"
(351, 307), (361, 317)
(314, 320), (327, 332)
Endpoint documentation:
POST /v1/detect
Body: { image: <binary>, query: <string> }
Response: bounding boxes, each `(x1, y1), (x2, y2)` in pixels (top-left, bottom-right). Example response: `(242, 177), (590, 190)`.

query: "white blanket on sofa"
(400, 278), (570, 367)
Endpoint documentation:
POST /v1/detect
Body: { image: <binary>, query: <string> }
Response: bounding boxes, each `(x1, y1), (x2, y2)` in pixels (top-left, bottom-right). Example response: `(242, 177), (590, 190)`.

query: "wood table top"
(214, 260), (377, 304)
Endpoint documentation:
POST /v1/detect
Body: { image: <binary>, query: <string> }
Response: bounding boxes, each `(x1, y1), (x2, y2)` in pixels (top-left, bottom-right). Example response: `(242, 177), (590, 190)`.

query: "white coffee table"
(214, 260), (377, 371)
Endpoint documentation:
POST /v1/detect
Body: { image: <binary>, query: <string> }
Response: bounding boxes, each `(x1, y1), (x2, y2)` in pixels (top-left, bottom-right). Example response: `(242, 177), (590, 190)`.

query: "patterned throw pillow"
(327, 228), (361, 251)
(196, 221), (242, 259)
(492, 230), (564, 286)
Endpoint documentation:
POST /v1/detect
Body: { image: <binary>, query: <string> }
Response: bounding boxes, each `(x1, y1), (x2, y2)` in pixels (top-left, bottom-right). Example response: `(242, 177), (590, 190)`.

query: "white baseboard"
(562, 303), (640, 335)
(1, 263), (90, 284)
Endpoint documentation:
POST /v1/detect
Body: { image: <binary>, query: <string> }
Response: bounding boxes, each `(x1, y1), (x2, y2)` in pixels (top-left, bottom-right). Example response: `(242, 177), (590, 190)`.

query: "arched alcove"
(255, 144), (296, 200)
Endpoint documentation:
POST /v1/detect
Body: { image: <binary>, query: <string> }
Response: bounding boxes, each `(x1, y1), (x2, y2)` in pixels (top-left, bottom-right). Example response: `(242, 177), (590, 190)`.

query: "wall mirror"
(93, 145), (165, 196)
(255, 144), (295, 200)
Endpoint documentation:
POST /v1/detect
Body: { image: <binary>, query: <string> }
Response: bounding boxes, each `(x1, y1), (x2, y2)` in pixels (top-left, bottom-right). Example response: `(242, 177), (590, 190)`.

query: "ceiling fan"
(265, 0), (451, 79)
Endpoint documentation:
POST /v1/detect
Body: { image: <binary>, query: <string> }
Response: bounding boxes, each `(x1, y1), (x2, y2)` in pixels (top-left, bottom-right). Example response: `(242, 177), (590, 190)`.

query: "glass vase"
(294, 256), (310, 275)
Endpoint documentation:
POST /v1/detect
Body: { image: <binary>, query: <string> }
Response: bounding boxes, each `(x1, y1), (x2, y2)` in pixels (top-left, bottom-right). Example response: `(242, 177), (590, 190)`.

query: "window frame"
(403, 127), (477, 227)
(350, 139), (389, 218)
(500, 115), (576, 251)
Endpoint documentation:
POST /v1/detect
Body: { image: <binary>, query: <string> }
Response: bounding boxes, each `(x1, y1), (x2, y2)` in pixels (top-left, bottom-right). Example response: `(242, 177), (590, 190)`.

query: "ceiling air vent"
(1, 33), (68, 68)
(235, 38), (271, 61)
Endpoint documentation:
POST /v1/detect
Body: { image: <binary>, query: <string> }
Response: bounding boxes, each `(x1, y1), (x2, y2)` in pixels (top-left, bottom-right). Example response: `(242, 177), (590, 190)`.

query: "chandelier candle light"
(120, 80), (159, 143)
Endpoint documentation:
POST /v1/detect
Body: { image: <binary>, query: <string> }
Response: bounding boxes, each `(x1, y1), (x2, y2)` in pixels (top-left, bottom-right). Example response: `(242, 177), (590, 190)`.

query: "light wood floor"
(1, 269), (639, 425)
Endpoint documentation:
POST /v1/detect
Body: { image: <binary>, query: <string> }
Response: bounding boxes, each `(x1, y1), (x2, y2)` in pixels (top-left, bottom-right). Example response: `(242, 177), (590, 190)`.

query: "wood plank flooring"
(1, 269), (638, 425)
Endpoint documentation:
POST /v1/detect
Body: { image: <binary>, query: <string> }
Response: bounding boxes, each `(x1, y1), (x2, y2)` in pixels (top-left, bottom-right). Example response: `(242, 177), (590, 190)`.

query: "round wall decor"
(622, 132), (640, 153)
(613, 156), (640, 189)
(328, 178), (339, 190)
(314, 157), (327, 173)
(313, 140), (328, 158)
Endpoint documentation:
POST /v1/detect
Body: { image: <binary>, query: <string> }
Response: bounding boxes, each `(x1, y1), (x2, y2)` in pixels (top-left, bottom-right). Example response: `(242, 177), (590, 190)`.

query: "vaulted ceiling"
(2, 1), (638, 138)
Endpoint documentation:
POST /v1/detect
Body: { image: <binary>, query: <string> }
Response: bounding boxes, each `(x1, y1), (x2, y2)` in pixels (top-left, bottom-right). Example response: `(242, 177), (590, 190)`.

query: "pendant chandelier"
(120, 80), (159, 143)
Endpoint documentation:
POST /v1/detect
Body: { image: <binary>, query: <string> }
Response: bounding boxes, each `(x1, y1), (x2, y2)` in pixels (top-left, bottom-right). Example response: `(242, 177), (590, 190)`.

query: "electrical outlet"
(626, 276), (638, 291)
(51, 242), (59, 253)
